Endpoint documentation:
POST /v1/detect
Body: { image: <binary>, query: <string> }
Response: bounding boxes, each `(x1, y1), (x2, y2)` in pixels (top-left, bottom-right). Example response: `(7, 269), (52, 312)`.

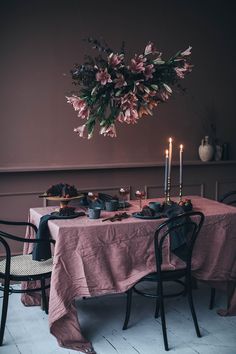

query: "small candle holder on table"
(119, 188), (130, 210)
(135, 190), (146, 211)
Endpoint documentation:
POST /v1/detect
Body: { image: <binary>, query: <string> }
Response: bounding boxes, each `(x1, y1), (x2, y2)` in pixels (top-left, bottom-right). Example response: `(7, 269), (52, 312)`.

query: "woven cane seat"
(0, 220), (54, 346)
(0, 255), (53, 277)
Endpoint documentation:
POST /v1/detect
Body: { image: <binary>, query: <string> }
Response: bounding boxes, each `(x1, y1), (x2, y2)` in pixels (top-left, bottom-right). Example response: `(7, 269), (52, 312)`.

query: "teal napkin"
(32, 212), (85, 261)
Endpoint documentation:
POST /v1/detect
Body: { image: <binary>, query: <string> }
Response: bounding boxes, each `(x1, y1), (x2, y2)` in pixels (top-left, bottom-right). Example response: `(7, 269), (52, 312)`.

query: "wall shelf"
(0, 160), (236, 173)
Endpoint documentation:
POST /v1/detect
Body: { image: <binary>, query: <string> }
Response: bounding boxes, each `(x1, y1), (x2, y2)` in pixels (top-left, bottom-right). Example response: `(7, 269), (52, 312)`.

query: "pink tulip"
(174, 62), (193, 78)
(74, 124), (86, 137)
(117, 111), (125, 123)
(117, 107), (139, 124)
(174, 67), (185, 78)
(144, 42), (156, 55)
(66, 95), (85, 111)
(100, 124), (117, 137)
(114, 74), (127, 88)
(159, 87), (172, 101)
(96, 68), (112, 85)
(108, 53), (124, 67)
(121, 92), (138, 110)
(183, 62), (193, 72)
(123, 108), (139, 124)
(130, 55), (146, 73)
(78, 106), (90, 120)
(144, 64), (155, 80)
(66, 95), (90, 119)
(180, 46), (192, 56)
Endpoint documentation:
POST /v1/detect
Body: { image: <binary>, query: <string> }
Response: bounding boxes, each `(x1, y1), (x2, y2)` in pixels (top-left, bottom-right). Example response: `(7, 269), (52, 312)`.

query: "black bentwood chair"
(123, 211), (205, 351)
(219, 190), (236, 206)
(209, 190), (236, 310)
(0, 220), (55, 346)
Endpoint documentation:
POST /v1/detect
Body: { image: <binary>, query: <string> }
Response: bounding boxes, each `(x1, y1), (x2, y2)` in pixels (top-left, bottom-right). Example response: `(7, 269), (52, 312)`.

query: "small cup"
(88, 207), (101, 219)
(148, 202), (162, 213)
(105, 199), (119, 211)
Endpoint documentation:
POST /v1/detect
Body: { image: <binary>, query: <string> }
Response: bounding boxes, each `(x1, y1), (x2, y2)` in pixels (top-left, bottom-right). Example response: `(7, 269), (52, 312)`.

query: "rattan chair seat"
(0, 255), (53, 277)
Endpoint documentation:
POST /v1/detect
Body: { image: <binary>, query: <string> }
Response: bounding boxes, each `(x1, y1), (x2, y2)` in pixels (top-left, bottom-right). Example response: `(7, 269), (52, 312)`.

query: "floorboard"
(0, 282), (235, 353)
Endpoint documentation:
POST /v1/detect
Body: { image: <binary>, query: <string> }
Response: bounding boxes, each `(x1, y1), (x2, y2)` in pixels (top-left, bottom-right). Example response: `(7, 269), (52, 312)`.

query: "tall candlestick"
(180, 144), (183, 185)
(164, 149), (169, 193)
(168, 137), (172, 180)
(179, 144), (183, 201)
(166, 137), (172, 203)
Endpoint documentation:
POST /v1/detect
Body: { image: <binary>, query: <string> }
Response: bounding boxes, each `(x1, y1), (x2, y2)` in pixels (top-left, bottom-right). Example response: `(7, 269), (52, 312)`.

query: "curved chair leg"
(209, 288), (216, 310)
(187, 283), (201, 337)
(159, 282), (169, 351)
(155, 300), (160, 319)
(0, 279), (10, 346)
(41, 278), (48, 315)
(155, 283), (160, 318)
(123, 288), (132, 330)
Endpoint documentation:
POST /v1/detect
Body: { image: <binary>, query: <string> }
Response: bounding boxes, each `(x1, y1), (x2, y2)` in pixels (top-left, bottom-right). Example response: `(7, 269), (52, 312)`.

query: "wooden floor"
(1, 282), (236, 354)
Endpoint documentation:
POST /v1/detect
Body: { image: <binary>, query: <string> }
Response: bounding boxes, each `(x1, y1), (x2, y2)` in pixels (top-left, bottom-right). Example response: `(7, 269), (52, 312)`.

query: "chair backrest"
(219, 191), (236, 206)
(0, 220), (38, 234)
(0, 234), (11, 276)
(0, 220), (54, 261)
(154, 211), (204, 276)
(0, 220), (38, 258)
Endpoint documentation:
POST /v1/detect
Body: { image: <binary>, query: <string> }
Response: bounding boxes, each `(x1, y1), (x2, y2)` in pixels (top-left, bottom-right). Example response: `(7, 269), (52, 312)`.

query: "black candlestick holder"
(179, 183), (183, 203)
(164, 189), (168, 204)
(164, 176), (172, 205)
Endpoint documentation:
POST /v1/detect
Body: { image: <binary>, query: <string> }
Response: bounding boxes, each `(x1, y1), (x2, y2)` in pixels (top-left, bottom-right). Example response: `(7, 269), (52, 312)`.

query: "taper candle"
(168, 137), (172, 180)
(164, 149), (169, 192)
(180, 144), (183, 185)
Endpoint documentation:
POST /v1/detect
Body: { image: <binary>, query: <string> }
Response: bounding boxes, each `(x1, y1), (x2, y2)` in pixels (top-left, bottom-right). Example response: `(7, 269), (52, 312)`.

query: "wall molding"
(215, 179), (236, 201)
(0, 191), (43, 197)
(0, 160), (236, 173)
(145, 183), (205, 198)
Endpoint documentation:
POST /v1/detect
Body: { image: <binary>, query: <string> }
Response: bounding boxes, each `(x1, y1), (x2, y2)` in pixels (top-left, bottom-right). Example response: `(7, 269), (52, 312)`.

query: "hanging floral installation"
(66, 38), (193, 138)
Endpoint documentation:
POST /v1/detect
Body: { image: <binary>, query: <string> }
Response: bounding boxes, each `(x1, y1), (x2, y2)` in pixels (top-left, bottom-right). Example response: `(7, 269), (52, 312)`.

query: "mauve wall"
(1, 0), (236, 168)
(1, 0), (236, 255)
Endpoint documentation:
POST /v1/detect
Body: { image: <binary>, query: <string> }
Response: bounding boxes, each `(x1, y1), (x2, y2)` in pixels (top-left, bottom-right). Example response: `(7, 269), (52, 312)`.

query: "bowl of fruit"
(178, 198), (193, 212)
(39, 183), (83, 208)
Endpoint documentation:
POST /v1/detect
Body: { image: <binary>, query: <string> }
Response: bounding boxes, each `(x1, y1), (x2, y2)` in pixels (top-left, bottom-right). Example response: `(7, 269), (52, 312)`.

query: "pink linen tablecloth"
(22, 196), (236, 353)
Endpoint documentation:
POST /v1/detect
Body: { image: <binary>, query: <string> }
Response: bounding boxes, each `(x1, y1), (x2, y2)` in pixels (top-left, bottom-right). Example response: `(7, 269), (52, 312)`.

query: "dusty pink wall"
(1, 0), (236, 169)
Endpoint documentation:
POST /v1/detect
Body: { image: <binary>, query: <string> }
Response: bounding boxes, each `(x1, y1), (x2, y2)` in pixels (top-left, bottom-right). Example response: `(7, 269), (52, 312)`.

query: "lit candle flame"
(165, 149), (169, 157)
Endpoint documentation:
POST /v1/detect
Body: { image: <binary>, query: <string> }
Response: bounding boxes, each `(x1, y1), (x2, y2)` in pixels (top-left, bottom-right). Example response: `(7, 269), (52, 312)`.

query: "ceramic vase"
(214, 144), (223, 161)
(199, 136), (214, 162)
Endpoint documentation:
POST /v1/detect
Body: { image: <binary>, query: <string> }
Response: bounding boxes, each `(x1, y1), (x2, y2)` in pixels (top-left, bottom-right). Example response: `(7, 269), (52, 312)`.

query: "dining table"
(21, 195), (236, 354)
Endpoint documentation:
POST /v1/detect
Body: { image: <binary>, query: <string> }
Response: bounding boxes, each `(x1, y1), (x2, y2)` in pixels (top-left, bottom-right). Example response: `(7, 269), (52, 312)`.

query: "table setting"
(22, 192), (236, 354)
(36, 137), (188, 227)
(32, 137), (192, 264)
(20, 139), (236, 354)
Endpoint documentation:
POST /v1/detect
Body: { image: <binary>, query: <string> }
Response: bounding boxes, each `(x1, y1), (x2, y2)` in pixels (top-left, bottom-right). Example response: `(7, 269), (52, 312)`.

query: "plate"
(132, 212), (165, 219)
(50, 211), (85, 218)
(42, 195), (83, 201)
